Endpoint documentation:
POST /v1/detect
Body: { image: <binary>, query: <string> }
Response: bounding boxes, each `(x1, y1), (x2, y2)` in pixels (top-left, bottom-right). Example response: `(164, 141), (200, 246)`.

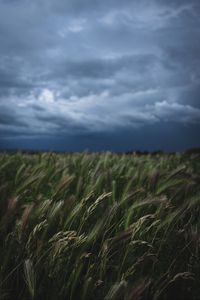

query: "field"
(0, 152), (200, 300)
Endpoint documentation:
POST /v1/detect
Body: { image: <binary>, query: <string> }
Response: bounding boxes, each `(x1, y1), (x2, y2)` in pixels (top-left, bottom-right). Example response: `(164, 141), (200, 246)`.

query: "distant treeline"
(0, 147), (200, 155)
(126, 148), (200, 155)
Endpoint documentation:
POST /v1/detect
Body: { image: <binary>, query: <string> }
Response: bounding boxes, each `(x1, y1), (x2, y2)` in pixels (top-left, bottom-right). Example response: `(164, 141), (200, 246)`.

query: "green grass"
(0, 151), (200, 300)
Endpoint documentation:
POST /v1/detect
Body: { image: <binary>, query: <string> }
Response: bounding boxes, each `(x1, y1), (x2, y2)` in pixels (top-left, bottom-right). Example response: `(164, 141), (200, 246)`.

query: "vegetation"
(0, 151), (200, 300)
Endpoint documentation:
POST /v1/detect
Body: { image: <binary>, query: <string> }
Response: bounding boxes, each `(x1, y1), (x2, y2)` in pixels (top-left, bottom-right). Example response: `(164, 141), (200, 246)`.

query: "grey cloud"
(49, 54), (157, 81)
(0, 112), (25, 127)
(179, 85), (200, 109)
(154, 101), (200, 124)
(0, 0), (199, 149)
(1, 89), (200, 140)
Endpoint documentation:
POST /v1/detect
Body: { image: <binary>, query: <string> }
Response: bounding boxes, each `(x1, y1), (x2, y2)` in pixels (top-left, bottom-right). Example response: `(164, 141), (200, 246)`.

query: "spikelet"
(24, 259), (36, 299)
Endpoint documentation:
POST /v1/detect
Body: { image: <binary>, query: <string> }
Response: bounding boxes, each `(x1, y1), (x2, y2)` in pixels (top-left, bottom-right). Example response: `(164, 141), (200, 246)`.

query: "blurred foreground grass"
(0, 152), (200, 300)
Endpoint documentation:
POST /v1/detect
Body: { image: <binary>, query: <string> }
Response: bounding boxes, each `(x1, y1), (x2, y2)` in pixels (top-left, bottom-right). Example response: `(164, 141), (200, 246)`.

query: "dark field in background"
(0, 152), (200, 300)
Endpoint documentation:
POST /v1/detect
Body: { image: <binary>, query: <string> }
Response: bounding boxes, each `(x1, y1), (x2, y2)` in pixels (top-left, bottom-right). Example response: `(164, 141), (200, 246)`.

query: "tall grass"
(0, 152), (200, 299)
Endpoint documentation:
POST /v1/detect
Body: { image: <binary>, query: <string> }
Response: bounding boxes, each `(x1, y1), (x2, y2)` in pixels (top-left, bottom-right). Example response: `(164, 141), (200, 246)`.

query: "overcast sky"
(0, 0), (200, 152)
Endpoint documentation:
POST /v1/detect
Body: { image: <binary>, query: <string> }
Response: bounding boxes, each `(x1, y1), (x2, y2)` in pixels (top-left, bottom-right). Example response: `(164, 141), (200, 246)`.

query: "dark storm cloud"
(0, 0), (199, 150)
(49, 54), (157, 81)
(0, 108), (25, 127)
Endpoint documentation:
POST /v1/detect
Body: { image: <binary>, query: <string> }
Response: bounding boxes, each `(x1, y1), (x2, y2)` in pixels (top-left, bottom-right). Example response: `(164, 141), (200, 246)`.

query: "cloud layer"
(0, 0), (199, 150)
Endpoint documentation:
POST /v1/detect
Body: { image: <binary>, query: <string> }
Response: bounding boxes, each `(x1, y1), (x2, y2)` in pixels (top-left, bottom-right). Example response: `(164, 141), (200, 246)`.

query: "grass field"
(0, 152), (200, 300)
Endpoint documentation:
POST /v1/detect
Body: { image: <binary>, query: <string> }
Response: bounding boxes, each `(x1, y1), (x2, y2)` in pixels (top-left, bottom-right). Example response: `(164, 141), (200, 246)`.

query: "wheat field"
(0, 152), (200, 300)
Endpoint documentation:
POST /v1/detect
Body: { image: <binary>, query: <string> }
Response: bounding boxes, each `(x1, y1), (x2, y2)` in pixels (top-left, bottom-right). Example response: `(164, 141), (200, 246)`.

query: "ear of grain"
(24, 259), (35, 299)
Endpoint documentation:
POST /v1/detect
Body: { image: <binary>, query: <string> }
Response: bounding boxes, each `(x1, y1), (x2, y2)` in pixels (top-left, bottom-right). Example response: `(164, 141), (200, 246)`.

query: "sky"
(0, 0), (200, 152)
